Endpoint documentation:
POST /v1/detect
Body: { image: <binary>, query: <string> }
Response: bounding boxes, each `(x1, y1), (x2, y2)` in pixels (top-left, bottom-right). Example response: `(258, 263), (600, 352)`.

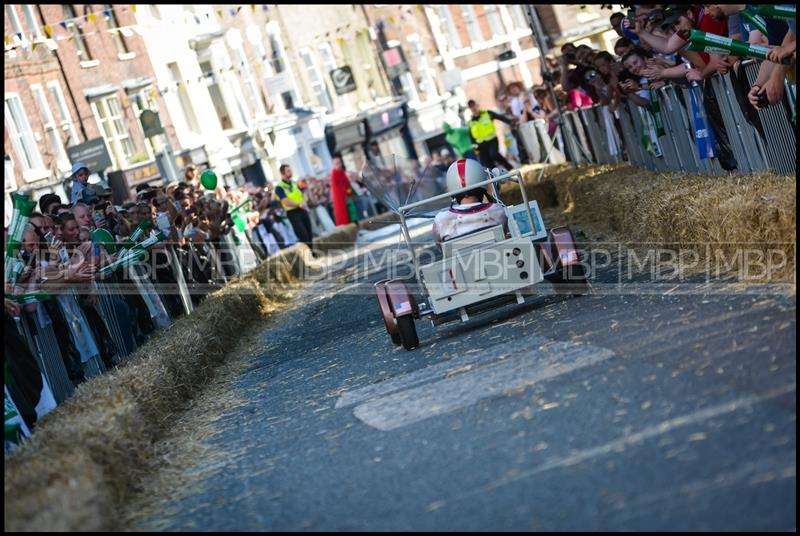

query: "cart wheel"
(396, 316), (419, 350)
(375, 280), (401, 346)
(552, 262), (589, 296)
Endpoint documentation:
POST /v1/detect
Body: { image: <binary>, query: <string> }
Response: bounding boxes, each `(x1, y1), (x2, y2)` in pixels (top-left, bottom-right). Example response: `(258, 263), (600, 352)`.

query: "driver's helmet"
(445, 158), (487, 195)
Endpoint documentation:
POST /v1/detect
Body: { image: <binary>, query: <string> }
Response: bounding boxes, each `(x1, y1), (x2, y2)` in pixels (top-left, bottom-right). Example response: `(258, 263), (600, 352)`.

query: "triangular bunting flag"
(87, 12), (97, 25)
(104, 9), (112, 20)
(59, 21), (67, 30)
(251, 4), (256, 12)
(131, 4), (137, 13)
(4, 36), (9, 46)
(44, 25), (53, 38)
(217, 9), (223, 19)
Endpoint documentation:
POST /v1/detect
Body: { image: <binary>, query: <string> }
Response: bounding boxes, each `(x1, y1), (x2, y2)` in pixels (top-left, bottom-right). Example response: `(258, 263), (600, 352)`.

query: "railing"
(9, 223), (272, 424)
(519, 61), (796, 176)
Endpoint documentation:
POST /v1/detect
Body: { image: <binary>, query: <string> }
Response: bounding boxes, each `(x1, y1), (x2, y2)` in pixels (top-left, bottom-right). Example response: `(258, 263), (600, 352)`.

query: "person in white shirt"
(432, 158), (507, 243)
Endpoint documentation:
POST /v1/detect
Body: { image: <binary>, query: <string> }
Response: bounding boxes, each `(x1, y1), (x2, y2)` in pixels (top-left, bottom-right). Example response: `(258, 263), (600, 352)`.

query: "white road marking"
(347, 340), (616, 431)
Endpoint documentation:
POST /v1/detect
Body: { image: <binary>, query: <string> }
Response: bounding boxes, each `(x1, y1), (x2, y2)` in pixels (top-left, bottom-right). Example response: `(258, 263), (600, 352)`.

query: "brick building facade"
(4, 4), (180, 202)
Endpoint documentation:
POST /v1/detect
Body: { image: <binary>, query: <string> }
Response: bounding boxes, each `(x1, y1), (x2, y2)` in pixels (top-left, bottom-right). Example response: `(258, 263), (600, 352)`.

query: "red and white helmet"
(445, 158), (487, 194)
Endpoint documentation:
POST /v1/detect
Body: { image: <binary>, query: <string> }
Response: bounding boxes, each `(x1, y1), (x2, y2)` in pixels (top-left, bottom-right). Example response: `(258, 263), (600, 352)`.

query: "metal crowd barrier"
(16, 311), (74, 404)
(551, 63), (795, 176)
(12, 230), (280, 413)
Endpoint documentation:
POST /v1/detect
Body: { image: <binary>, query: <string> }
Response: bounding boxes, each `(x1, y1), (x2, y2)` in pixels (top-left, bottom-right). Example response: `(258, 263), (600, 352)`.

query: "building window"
(103, 5), (129, 55)
(5, 95), (46, 180)
(23, 5), (42, 39)
(437, 6), (462, 50)
(199, 60), (235, 130)
(6, 6), (24, 37)
(509, 5), (529, 31)
(31, 84), (71, 172)
(232, 43), (266, 119)
(299, 49), (333, 111)
(167, 62), (201, 135)
(408, 35), (438, 100)
(461, 6), (485, 44)
(484, 5), (504, 37)
(268, 34), (285, 74)
(90, 95), (135, 169)
(266, 26), (300, 110)
(63, 5), (92, 61)
(129, 86), (160, 158)
(47, 81), (79, 147)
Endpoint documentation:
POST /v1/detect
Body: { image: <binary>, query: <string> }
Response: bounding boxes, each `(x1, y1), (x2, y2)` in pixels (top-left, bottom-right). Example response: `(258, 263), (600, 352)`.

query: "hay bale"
(4, 260), (294, 531)
(539, 164), (796, 283)
(313, 223), (359, 255)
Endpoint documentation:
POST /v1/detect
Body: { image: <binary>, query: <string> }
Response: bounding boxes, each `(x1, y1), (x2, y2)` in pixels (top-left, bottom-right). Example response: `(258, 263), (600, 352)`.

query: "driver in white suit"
(432, 158), (508, 243)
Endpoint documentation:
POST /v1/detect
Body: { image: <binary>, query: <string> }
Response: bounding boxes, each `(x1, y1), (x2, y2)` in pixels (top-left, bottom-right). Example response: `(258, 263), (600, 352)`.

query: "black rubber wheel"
(391, 331), (401, 346)
(396, 316), (419, 350)
(552, 263), (589, 296)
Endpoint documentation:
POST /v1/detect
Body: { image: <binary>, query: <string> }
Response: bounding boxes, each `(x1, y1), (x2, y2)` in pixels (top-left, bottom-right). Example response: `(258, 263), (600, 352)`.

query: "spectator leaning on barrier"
(632, 4), (739, 170)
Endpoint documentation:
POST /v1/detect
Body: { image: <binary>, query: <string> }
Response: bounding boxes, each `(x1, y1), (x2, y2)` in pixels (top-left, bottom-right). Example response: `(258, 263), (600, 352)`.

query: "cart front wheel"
(396, 316), (419, 350)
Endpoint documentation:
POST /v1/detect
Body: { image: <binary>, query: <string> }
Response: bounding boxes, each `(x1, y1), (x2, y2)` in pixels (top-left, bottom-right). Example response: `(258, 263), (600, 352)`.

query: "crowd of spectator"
(4, 155), (391, 445)
(486, 4), (795, 170)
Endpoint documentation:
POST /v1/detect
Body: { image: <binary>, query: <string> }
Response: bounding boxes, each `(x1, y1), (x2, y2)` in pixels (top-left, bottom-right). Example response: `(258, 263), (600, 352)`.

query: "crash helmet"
(445, 158), (488, 195)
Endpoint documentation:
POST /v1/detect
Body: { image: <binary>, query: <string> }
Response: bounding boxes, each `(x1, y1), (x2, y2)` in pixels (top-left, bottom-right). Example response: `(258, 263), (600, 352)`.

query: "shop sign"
(330, 66), (356, 95)
(382, 46), (409, 79)
(367, 106), (405, 134)
(140, 109), (165, 138)
(67, 138), (113, 174)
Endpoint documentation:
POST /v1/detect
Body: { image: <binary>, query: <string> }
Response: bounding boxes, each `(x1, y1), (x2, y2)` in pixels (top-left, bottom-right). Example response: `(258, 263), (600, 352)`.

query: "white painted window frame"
(90, 95), (135, 169)
(30, 84), (71, 173)
(46, 81), (79, 148)
(4, 93), (48, 182)
(299, 47), (333, 111)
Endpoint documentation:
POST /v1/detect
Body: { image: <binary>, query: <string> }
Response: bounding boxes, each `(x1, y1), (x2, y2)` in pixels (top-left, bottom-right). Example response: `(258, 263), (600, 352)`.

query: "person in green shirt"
(442, 122), (478, 161)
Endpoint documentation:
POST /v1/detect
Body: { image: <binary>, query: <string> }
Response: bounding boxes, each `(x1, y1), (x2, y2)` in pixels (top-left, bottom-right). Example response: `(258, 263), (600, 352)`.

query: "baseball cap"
(70, 161), (90, 176)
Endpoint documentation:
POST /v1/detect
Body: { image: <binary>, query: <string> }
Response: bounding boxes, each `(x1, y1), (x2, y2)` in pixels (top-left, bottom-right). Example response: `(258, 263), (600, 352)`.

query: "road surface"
(146, 222), (796, 531)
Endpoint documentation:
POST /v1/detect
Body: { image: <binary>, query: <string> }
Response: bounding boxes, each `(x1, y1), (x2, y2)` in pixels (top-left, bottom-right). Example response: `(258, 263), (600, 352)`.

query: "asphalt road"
(150, 223), (796, 531)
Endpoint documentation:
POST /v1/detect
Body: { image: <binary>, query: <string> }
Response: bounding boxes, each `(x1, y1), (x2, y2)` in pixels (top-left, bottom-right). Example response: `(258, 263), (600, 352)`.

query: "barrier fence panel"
(537, 118), (567, 164)
(19, 311), (74, 404)
(741, 61), (796, 175)
(559, 61), (793, 178)
(168, 246), (194, 316)
(578, 107), (607, 164)
(30, 308), (74, 403)
(616, 104), (646, 168)
(55, 293), (106, 379)
(130, 263), (172, 330)
(709, 74), (764, 174)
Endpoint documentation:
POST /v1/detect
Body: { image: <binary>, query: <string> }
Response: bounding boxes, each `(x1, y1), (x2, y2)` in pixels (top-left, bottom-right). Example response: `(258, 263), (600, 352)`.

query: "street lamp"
(522, 5), (577, 169)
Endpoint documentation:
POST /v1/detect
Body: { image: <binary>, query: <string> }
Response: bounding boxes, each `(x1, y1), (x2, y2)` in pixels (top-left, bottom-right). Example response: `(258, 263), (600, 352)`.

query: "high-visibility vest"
(468, 110), (497, 144)
(276, 179), (305, 210)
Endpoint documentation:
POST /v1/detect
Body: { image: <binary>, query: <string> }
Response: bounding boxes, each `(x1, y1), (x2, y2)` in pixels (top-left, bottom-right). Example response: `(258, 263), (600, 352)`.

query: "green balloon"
(200, 169), (218, 190)
(91, 227), (117, 254)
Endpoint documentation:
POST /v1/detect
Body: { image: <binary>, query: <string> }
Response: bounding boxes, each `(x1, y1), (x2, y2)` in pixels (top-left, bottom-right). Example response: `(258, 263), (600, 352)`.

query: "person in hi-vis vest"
(275, 164), (313, 247)
(466, 99), (516, 171)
